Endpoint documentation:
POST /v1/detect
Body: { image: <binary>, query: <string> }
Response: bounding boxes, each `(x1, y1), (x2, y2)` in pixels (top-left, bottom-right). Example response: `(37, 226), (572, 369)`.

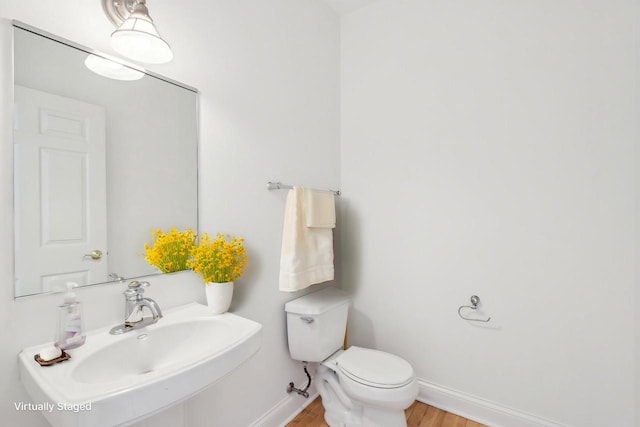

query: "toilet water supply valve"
(287, 362), (312, 398)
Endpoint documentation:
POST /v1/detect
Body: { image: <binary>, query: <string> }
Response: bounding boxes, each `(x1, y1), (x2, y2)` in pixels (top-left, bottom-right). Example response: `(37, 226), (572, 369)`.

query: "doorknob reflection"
(83, 250), (103, 260)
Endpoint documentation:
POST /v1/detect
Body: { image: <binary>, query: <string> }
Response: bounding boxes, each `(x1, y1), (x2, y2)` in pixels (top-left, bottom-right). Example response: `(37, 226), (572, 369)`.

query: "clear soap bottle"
(54, 282), (86, 350)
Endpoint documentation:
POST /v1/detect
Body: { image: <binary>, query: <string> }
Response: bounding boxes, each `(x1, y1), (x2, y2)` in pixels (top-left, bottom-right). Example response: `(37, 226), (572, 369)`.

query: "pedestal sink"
(18, 303), (262, 427)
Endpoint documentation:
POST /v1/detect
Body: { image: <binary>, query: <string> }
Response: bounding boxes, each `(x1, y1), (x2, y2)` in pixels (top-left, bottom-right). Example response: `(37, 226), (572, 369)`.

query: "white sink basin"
(19, 303), (262, 427)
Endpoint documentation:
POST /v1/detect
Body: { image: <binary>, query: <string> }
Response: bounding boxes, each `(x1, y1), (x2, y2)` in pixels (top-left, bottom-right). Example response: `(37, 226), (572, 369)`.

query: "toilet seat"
(336, 346), (414, 389)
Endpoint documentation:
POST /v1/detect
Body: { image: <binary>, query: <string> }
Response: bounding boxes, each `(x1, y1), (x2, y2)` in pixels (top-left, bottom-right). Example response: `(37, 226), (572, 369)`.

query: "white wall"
(0, 1), (339, 426)
(340, 1), (636, 426)
(636, 0), (640, 418)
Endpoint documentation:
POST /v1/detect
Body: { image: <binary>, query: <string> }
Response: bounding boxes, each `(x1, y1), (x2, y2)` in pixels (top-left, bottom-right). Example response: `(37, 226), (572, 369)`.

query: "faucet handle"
(128, 280), (150, 290)
(124, 281), (150, 298)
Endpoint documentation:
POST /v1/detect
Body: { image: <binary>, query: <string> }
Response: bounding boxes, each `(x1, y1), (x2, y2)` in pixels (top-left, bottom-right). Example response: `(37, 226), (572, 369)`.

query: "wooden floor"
(287, 397), (486, 427)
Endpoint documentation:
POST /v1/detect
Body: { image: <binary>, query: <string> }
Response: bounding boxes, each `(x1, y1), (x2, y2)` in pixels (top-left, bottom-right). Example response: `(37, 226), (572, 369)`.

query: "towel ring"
(458, 295), (491, 323)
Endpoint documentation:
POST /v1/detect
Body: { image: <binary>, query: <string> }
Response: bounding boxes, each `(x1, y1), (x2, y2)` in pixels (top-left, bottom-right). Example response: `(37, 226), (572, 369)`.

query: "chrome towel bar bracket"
(458, 295), (491, 323)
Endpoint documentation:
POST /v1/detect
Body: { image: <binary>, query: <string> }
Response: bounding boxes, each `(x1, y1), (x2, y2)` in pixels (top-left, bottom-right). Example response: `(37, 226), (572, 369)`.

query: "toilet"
(285, 287), (418, 427)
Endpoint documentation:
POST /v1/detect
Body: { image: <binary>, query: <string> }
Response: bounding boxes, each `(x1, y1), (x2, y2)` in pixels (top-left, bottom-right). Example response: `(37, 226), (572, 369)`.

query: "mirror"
(13, 23), (199, 297)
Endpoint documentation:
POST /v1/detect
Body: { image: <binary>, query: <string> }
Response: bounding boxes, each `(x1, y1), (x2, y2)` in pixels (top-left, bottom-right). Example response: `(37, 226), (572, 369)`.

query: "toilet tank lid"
(285, 287), (350, 315)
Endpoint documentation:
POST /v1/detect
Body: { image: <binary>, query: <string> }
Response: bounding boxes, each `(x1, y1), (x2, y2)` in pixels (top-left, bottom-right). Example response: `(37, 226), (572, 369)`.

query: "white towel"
(305, 190), (336, 228)
(279, 187), (334, 292)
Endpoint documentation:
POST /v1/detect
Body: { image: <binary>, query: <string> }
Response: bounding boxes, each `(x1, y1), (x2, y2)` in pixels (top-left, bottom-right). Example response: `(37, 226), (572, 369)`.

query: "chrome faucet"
(109, 281), (163, 335)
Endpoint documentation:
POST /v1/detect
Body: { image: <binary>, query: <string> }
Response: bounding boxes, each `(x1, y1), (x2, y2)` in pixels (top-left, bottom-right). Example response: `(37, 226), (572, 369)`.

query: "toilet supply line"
(287, 362), (312, 398)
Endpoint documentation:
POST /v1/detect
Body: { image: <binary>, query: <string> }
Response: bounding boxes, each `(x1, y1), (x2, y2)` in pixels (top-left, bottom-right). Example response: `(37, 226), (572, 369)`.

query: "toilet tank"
(285, 287), (350, 362)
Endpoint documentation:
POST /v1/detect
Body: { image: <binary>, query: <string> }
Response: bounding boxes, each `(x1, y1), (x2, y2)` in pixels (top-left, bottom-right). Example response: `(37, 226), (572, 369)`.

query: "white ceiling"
(323, 0), (378, 15)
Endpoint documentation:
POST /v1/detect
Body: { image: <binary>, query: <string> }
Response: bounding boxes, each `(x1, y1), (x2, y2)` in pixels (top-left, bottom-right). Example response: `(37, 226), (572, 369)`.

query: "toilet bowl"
(285, 287), (418, 427)
(318, 347), (418, 427)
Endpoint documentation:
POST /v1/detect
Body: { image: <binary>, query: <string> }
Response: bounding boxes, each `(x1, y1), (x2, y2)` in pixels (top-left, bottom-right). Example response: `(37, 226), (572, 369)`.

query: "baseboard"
(249, 386), (318, 427)
(417, 380), (568, 427)
(250, 377), (566, 427)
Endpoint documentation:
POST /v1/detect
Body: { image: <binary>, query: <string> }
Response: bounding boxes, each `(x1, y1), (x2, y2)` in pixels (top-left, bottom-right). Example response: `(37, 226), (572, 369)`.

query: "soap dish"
(34, 351), (71, 367)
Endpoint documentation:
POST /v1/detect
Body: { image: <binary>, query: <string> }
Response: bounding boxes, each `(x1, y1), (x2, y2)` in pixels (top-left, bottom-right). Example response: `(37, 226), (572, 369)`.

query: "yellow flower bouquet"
(187, 233), (248, 284)
(143, 228), (197, 273)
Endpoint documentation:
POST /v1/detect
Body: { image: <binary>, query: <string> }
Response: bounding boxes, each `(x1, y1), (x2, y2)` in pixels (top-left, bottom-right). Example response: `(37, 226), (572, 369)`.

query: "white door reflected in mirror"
(14, 86), (108, 296)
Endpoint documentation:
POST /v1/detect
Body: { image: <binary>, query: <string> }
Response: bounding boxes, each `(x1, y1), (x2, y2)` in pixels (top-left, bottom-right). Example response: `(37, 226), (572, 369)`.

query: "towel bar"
(266, 181), (341, 196)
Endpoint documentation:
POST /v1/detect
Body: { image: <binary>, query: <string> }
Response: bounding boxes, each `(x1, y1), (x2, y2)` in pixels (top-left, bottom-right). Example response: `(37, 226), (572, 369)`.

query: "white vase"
(205, 281), (234, 314)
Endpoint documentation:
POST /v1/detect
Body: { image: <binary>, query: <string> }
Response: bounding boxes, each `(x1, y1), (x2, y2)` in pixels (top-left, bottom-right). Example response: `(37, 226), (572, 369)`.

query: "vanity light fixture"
(102, 0), (173, 64)
(84, 54), (145, 81)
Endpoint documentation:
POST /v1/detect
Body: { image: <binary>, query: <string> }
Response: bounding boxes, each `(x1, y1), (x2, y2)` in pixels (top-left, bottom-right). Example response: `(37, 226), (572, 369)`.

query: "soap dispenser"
(54, 282), (86, 350)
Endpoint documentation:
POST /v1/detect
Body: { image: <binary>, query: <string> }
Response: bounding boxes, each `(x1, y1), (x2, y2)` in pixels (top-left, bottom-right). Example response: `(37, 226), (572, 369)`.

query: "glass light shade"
(84, 54), (145, 81)
(110, 16), (173, 64)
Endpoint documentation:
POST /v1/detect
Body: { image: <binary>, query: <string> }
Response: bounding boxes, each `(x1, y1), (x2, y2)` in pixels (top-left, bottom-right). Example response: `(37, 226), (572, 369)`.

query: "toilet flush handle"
(300, 317), (314, 324)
